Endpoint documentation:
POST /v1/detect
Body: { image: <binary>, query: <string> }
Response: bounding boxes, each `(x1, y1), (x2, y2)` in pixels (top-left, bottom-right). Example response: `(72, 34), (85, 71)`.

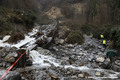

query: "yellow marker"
(103, 40), (106, 44)
(100, 35), (104, 38)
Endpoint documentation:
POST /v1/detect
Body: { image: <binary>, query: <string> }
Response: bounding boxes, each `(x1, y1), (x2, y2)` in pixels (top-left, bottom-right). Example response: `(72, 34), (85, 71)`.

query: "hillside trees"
(61, 4), (75, 19)
(106, 0), (120, 24)
(85, 0), (97, 23)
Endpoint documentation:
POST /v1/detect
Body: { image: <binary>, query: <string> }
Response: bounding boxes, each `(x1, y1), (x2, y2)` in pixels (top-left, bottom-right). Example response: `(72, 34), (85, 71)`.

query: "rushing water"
(29, 49), (120, 79)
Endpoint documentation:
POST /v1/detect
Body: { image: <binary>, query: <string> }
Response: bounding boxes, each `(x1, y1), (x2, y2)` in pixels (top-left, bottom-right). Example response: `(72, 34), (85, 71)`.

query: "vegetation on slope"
(0, 6), (36, 35)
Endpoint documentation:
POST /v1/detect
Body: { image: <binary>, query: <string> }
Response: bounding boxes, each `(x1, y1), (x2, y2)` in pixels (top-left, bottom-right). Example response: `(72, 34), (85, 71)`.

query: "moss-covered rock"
(8, 33), (25, 43)
(66, 30), (84, 44)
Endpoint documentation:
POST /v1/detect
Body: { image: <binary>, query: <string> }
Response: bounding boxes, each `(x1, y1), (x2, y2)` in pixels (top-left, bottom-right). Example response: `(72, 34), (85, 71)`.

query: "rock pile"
(0, 47), (17, 68)
(0, 70), (21, 80)
(0, 47), (32, 68)
(112, 58), (120, 72)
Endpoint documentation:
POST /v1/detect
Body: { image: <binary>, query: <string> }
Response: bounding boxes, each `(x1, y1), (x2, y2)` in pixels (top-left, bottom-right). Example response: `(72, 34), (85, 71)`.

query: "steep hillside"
(0, 0), (41, 12)
(0, 7), (36, 35)
(46, 7), (63, 19)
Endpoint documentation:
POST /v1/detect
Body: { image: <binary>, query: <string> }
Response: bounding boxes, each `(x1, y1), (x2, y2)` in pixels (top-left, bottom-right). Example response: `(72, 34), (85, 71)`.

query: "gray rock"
(112, 65), (120, 72)
(101, 61), (111, 69)
(61, 60), (70, 65)
(37, 47), (52, 55)
(91, 63), (99, 68)
(92, 51), (96, 54)
(4, 46), (11, 52)
(71, 75), (77, 78)
(55, 38), (64, 45)
(21, 77), (26, 80)
(78, 74), (84, 78)
(0, 63), (2, 67)
(95, 72), (101, 76)
(2, 35), (10, 42)
(8, 52), (18, 58)
(2, 62), (6, 67)
(1, 53), (7, 58)
(0, 71), (21, 80)
(67, 71), (71, 74)
(10, 47), (18, 51)
(118, 74), (120, 79)
(96, 56), (105, 63)
(101, 48), (105, 52)
(115, 60), (120, 66)
(5, 55), (15, 63)
(88, 55), (94, 62)
(67, 44), (74, 48)
(6, 63), (11, 68)
(98, 46), (102, 49)
(26, 59), (32, 66)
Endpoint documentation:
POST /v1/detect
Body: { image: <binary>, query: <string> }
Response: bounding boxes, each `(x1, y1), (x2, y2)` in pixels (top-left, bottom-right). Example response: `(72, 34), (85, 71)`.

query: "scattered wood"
(49, 73), (59, 80)
(43, 21), (59, 49)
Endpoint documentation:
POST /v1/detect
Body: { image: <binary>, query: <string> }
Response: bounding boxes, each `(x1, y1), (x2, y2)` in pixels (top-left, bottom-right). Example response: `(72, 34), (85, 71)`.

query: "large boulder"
(36, 47), (53, 55)
(26, 59), (33, 66)
(5, 52), (17, 63)
(5, 55), (15, 63)
(95, 72), (101, 77)
(112, 59), (120, 72)
(2, 35), (10, 42)
(96, 56), (105, 63)
(78, 74), (84, 78)
(55, 38), (64, 45)
(101, 58), (111, 69)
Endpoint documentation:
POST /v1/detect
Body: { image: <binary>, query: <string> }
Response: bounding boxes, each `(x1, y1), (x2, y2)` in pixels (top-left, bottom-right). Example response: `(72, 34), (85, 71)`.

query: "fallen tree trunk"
(43, 20), (59, 49)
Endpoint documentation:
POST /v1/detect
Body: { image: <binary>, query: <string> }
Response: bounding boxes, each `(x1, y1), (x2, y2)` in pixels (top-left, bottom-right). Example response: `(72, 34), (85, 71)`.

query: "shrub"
(80, 23), (101, 38)
(111, 27), (120, 50)
(80, 23), (113, 39)
(8, 15), (23, 24)
(80, 23), (93, 35)
(8, 33), (25, 43)
(66, 30), (84, 44)
(0, 7), (36, 35)
(21, 11), (36, 29)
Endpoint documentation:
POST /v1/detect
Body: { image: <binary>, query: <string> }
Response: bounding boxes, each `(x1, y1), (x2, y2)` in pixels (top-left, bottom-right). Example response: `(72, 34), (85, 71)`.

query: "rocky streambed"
(1, 36), (120, 80)
(17, 35), (120, 80)
(0, 23), (120, 80)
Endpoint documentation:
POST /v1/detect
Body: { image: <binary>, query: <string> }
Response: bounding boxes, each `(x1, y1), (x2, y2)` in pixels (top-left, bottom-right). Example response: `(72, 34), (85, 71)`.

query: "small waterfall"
(30, 50), (96, 71)
(30, 50), (61, 67)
